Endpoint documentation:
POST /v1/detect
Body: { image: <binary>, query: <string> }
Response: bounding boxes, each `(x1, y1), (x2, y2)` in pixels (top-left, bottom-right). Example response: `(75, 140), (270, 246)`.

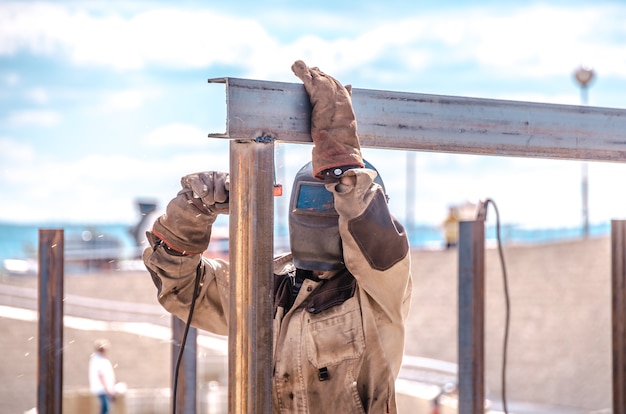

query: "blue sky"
(2, 0), (626, 230)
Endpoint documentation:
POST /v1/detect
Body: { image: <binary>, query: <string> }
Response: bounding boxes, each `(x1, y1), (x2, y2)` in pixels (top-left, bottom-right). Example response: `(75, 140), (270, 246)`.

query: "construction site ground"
(0, 236), (613, 413)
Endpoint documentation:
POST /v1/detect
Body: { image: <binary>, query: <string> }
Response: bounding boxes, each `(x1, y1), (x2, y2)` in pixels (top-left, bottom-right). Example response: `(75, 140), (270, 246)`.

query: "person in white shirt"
(89, 339), (116, 414)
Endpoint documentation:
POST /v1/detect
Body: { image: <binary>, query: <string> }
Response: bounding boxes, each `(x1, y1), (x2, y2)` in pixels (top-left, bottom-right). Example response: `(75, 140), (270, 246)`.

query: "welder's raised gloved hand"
(291, 60), (364, 180)
(181, 171), (230, 215)
(150, 172), (229, 256)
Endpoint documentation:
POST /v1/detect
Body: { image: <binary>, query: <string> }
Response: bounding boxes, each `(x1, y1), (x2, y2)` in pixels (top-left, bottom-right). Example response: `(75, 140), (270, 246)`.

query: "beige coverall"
(143, 168), (413, 413)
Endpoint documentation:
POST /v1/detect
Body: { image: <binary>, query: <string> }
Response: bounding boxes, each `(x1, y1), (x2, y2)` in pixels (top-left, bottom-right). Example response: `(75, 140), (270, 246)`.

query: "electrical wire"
(167, 201), (511, 414)
(482, 198), (510, 414)
(172, 262), (204, 414)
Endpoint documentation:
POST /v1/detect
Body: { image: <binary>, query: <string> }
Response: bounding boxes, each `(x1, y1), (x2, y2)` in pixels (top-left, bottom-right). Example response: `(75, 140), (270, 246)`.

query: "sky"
(2, 0), (626, 232)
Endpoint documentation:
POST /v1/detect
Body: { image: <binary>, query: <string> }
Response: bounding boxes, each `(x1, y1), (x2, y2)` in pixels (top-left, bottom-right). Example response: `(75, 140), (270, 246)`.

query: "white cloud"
(1, 1), (625, 229)
(6, 109), (60, 126)
(354, 149), (626, 229)
(462, 5), (617, 78)
(242, 3), (626, 82)
(1, 135), (625, 228)
(1, 2), (625, 83)
(0, 3), (277, 70)
(0, 137), (34, 163)
(0, 148), (231, 223)
(0, 120), (237, 223)
(143, 123), (215, 148)
(101, 88), (161, 111)
(25, 87), (49, 104)
(3, 72), (20, 86)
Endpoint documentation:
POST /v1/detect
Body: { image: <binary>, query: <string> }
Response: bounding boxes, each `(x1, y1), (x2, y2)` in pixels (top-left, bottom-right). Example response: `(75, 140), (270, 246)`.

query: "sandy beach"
(0, 236), (614, 413)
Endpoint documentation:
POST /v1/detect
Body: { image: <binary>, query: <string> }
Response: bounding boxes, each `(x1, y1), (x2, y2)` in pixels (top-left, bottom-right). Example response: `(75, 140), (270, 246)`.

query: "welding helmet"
(288, 160), (386, 271)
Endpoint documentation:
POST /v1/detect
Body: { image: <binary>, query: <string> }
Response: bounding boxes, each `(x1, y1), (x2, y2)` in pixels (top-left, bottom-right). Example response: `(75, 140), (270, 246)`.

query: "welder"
(143, 60), (413, 413)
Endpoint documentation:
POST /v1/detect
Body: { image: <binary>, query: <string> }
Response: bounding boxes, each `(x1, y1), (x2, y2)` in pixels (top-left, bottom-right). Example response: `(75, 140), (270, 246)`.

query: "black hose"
(172, 262), (203, 414)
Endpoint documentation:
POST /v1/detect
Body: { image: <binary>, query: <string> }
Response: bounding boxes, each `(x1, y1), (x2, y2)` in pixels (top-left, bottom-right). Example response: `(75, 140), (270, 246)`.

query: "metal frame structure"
(612, 220), (626, 414)
(38, 229), (64, 414)
(208, 77), (626, 160)
(458, 220), (486, 413)
(37, 77), (626, 413)
(172, 316), (198, 412)
(209, 77), (626, 414)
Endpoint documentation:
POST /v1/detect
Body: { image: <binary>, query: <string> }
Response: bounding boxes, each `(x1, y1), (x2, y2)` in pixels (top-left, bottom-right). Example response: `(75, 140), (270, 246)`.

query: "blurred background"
(1, 1), (625, 413)
(2, 0), (626, 255)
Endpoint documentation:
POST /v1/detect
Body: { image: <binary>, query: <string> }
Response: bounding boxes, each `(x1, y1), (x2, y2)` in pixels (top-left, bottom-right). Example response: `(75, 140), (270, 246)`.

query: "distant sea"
(0, 222), (140, 269)
(0, 220), (612, 273)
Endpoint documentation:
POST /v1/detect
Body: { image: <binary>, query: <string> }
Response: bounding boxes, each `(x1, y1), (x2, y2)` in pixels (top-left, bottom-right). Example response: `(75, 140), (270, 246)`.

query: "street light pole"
(406, 151), (416, 240)
(573, 65), (596, 239)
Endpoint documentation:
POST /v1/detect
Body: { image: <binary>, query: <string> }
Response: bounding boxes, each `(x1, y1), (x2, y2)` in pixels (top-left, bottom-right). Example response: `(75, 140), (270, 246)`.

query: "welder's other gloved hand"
(291, 60), (365, 180)
(181, 171), (230, 215)
(150, 171), (229, 256)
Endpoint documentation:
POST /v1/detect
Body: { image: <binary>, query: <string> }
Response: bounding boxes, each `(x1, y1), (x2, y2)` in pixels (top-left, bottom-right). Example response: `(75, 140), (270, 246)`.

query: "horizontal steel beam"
(208, 77), (626, 162)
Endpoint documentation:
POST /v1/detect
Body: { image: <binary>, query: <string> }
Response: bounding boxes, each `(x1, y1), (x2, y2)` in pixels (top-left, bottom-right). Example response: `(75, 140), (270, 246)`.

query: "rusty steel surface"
(208, 77), (626, 162)
(228, 140), (275, 414)
(612, 220), (626, 414)
(458, 220), (485, 414)
(207, 76), (626, 413)
(37, 229), (64, 414)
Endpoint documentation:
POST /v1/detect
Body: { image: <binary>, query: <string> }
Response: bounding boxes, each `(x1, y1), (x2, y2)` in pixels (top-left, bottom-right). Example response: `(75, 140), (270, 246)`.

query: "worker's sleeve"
(142, 231), (230, 335)
(327, 168), (412, 324)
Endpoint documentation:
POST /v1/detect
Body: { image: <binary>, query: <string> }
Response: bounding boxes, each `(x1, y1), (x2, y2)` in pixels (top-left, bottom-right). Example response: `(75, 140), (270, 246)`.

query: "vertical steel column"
(172, 315), (197, 413)
(228, 139), (275, 414)
(612, 220), (626, 414)
(458, 220), (485, 414)
(37, 229), (64, 414)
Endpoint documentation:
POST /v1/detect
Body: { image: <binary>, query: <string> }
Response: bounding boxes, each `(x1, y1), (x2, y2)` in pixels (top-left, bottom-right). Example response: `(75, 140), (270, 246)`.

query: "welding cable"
(172, 261), (203, 414)
(482, 198), (510, 414)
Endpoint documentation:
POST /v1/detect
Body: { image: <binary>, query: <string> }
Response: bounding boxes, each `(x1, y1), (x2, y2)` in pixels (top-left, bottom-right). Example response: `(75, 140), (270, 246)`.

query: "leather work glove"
(292, 60), (365, 180)
(151, 172), (229, 255)
(181, 171), (230, 215)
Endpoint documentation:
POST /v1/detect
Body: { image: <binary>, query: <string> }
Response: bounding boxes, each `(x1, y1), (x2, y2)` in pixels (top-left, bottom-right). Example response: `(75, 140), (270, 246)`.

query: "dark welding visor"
(293, 181), (338, 216)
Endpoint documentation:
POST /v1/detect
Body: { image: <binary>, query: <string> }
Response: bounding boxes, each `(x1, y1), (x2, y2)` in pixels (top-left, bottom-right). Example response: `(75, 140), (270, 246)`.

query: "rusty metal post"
(228, 138), (275, 414)
(37, 229), (64, 414)
(172, 315), (197, 413)
(612, 220), (626, 414)
(458, 220), (485, 414)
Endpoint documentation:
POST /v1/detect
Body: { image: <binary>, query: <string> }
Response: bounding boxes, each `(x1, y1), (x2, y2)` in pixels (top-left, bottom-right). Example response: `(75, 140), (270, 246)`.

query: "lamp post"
(573, 64), (596, 239)
(406, 151), (416, 241)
